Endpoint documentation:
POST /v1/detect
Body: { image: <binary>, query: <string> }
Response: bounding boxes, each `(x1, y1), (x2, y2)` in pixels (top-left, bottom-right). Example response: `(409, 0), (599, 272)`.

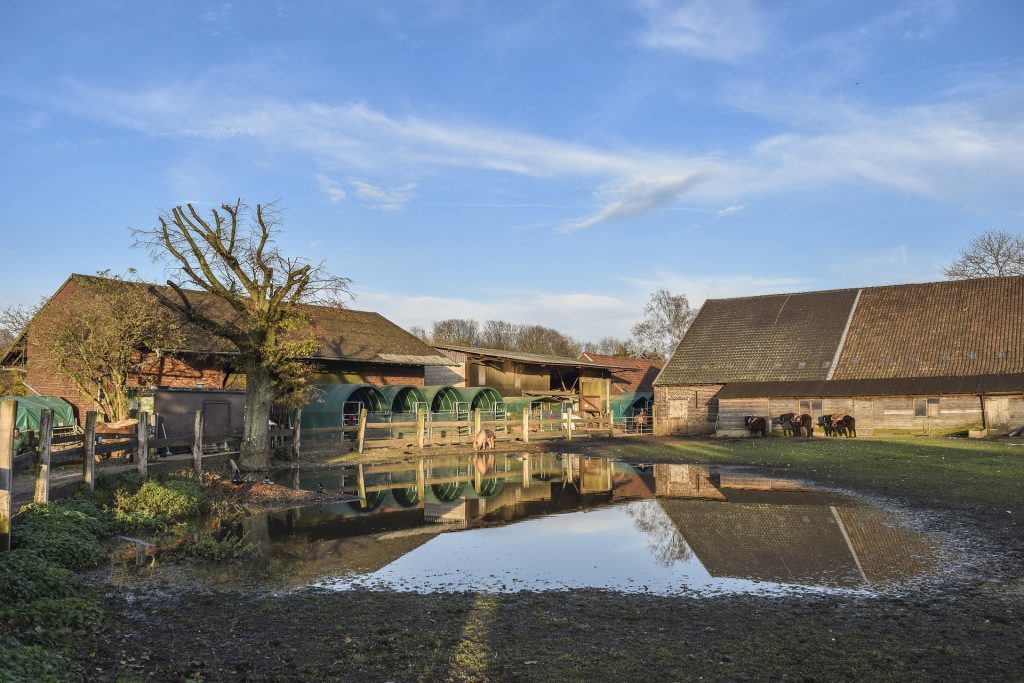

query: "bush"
(16, 500), (109, 538)
(111, 508), (171, 534)
(1, 596), (105, 634)
(12, 530), (107, 571)
(0, 550), (75, 604)
(0, 637), (83, 683)
(116, 479), (204, 520)
(185, 532), (260, 562)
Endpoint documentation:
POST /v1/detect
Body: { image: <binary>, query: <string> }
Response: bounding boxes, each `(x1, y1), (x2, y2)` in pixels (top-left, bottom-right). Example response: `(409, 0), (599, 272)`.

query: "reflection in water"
(112, 454), (942, 596)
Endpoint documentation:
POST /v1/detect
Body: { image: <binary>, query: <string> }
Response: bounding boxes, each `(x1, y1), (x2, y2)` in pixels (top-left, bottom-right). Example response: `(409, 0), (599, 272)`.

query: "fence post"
(34, 408), (53, 503)
(356, 408), (367, 454)
(192, 410), (204, 477)
(356, 462), (367, 504)
(291, 407), (302, 462)
(607, 411), (615, 438)
(416, 409), (425, 449)
(416, 458), (426, 501)
(136, 412), (149, 478)
(473, 407), (482, 435)
(83, 411), (97, 491)
(0, 399), (15, 552)
(522, 409), (529, 443)
(565, 405), (573, 441)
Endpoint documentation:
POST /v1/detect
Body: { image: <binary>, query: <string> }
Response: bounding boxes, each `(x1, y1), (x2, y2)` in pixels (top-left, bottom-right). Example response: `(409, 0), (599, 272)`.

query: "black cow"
(832, 414), (857, 438)
(745, 416), (768, 437)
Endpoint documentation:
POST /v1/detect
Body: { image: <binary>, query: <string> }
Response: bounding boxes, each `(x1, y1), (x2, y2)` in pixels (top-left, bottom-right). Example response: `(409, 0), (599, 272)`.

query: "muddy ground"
(82, 436), (1024, 681)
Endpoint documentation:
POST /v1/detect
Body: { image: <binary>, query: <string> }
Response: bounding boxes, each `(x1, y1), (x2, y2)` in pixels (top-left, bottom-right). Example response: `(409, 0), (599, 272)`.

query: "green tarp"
(0, 396), (77, 433)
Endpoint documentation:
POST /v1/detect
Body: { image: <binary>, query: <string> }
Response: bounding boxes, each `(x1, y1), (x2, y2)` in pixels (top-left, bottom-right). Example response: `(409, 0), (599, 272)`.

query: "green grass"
(582, 435), (1024, 515)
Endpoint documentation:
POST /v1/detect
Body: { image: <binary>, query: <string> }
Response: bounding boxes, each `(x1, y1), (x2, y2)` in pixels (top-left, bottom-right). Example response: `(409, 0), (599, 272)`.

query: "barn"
(653, 275), (1024, 437)
(1, 273), (455, 424)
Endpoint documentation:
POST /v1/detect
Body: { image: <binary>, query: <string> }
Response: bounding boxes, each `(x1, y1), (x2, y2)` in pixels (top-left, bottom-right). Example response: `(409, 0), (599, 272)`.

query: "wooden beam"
(34, 408), (53, 503)
(522, 408), (529, 443)
(356, 408), (368, 454)
(416, 409), (425, 449)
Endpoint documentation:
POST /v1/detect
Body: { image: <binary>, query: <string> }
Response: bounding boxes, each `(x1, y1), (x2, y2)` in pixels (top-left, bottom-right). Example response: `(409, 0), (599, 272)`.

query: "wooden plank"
(416, 409), (425, 449)
(522, 408), (529, 443)
(0, 399), (14, 551)
(34, 408), (53, 503)
(82, 411), (97, 491)
(356, 408), (368, 454)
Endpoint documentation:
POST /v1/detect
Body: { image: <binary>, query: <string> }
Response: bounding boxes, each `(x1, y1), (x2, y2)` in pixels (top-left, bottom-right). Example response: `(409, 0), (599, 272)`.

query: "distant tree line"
(409, 288), (696, 361)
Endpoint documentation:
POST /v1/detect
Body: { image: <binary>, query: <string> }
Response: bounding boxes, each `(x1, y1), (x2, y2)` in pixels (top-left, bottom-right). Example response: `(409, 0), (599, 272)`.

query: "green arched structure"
(420, 386), (463, 413)
(300, 383), (389, 428)
(379, 385), (428, 413)
(454, 387), (504, 411)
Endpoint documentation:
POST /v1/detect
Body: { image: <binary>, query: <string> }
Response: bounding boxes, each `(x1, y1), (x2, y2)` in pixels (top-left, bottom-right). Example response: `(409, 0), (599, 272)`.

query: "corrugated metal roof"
(433, 343), (609, 368)
(716, 374), (1024, 399)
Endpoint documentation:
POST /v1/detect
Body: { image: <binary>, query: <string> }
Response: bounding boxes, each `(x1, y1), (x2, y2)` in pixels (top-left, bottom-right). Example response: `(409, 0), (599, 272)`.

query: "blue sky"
(2, 1), (1022, 340)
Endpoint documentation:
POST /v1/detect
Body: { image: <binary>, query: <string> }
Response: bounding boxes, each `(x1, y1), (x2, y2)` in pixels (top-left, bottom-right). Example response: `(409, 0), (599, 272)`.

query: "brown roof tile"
(579, 353), (664, 393)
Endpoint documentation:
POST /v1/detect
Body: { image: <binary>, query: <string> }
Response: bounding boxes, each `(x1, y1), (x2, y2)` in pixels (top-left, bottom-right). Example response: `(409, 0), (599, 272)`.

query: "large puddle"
(112, 454), (945, 596)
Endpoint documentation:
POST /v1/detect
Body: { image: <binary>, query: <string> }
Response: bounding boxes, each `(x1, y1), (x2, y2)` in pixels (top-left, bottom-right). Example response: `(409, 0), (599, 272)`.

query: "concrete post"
(83, 411), (97, 491)
(34, 408), (53, 503)
(136, 411), (149, 478)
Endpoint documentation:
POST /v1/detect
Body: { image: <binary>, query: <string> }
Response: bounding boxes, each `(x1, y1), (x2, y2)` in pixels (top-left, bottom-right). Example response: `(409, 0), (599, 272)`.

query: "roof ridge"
(703, 274), (1024, 304)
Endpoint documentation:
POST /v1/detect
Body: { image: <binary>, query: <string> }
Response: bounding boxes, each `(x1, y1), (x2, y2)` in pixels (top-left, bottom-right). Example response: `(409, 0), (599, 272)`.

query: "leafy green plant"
(111, 508), (172, 534)
(116, 479), (205, 520)
(0, 550), (75, 604)
(16, 500), (109, 538)
(12, 529), (106, 571)
(184, 532), (260, 561)
(0, 636), (83, 682)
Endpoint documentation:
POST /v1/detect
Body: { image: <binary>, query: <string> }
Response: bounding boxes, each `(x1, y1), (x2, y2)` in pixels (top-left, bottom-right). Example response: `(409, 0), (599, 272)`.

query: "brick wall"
(653, 384), (723, 435)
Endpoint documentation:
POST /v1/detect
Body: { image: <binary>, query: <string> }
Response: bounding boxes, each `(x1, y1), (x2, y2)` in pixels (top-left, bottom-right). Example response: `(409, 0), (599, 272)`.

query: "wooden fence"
(0, 400), (624, 545)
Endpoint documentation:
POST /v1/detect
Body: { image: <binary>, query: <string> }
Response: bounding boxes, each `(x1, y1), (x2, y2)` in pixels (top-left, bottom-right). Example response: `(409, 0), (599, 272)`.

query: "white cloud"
(562, 173), (708, 233)
(350, 179), (417, 210)
(620, 270), (809, 307)
(716, 203), (746, 218)
(315, 173), (347, 203)
(634, 0), (767, 64)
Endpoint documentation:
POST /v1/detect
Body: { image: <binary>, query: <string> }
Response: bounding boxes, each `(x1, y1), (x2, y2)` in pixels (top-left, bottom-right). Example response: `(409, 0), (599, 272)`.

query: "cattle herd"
(744, 413), (857, 438)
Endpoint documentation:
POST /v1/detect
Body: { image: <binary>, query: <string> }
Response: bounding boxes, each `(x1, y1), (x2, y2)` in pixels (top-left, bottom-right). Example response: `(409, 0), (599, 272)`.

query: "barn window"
(914, 398), (940, 417)
(799, 399), (822, 416)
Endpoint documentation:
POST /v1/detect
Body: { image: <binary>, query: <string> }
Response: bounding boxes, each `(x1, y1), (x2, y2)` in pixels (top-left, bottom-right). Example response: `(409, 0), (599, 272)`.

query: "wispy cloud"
(716, 203), (746, 218)
(563, 173), (707, 232)
(315, 173), (347, 203)
(634, 0), (767, 64)
(350, 179), (417, 210)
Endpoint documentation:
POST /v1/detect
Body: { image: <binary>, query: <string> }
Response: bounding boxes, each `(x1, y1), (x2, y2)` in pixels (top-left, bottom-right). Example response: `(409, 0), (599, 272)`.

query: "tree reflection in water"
(624, 501), (692, 564)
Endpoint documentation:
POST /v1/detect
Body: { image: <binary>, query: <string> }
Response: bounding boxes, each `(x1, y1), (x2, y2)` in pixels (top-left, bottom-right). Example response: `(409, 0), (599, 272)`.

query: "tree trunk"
(240, 363), (273, 470)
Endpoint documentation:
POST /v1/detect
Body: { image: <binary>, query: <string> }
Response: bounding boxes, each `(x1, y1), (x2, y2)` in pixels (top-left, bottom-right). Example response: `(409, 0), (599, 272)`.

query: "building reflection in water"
(126, 454), (939, 594)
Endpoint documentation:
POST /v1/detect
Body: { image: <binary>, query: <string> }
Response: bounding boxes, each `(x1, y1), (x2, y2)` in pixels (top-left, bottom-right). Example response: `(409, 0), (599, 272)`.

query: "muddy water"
(111, 454), (944, 596)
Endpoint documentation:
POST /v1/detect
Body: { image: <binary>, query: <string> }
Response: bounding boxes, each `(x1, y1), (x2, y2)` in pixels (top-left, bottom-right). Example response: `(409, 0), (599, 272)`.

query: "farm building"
(653, 275), (1024, 436)
(428, 344), (615, 414)
(0, 273), (455, 425)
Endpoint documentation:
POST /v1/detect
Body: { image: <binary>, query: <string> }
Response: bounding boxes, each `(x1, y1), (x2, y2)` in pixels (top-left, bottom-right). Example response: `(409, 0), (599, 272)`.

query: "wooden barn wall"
(474, 360), (550, 396)
(427, 350), (467, 387)
(717, 393), (1024, 436)
(653, 384), (723, 435)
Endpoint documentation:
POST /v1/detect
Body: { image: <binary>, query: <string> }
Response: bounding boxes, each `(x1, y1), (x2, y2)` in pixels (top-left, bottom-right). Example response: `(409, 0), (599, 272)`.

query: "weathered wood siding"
(653, 384), (722, 435)
(718, 393), (1023, 436)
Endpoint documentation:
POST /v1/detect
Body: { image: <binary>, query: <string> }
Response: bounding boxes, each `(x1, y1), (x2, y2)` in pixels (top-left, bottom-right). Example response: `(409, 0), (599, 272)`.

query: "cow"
(745, 416), (768, 437)
(818, 414), (836, 437)
(832, 414), (857, 438)
(473, 429), (496, 452)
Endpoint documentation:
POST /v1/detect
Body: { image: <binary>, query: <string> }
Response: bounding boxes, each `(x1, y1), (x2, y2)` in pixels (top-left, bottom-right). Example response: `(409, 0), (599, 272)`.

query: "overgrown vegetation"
(184, 532), (260, 561)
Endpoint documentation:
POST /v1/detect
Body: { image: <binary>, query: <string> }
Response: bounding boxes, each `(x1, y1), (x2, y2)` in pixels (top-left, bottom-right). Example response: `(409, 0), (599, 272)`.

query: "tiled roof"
(656, 275), (1024, 386)
(655, 289), (859, 385)
(16, 274), (455, 367)
(579, 353), (664, 393)
(832, 277), (1024, 379)
(716, 374), (1024, 399)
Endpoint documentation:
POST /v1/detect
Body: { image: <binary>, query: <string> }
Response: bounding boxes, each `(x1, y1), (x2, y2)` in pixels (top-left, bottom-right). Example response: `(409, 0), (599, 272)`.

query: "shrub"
(116, 479), (204, 520)
(0, 550), (75, 604)
(111, 508), (171, 534)
(12, 530), (107, 571)
(185, 532), (260, 562)
(0, 637), (83, 683)
(1, 596), (105, 635)
(16, 500), (108, 537)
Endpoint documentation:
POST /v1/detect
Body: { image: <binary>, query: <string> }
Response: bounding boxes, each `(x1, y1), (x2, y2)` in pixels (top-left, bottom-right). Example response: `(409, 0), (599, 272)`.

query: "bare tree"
(631, 289), (695, 360)
(582, 336), (637, 357)
(943, 229), (1024, 279)
(516, 324), (582, 357)
(431, 318), (479, 346)
(0, 303), (38, 396)
(135, 201), (351, 469)
(407, 325), (430, 342)
(479, 320), (521, 350)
